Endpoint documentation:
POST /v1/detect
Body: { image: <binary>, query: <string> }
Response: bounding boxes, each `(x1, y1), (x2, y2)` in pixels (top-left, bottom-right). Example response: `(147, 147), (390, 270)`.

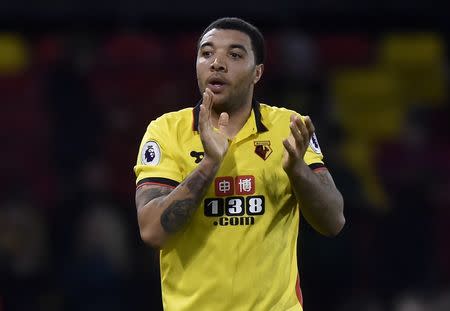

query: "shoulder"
(151, 107), (194, 124)
(146, 107), (194, 131)
(259, 103), (298, 115)
(259, 103), (302, 123)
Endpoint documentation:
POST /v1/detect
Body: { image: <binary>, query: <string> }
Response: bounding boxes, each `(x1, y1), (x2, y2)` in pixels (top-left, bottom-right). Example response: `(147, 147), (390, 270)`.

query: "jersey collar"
(192, 99), (268, 133)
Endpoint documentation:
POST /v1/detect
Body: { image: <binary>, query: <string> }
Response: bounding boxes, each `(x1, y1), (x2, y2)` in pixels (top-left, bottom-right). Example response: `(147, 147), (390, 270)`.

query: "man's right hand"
(198, 88), (230, 163)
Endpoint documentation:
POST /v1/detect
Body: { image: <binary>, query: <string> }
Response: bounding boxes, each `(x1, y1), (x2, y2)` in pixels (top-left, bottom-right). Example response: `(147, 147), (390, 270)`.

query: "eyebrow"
(229, 44), (248, 54)
(199, 42), (213, 49)
(199, 42), (248, 54)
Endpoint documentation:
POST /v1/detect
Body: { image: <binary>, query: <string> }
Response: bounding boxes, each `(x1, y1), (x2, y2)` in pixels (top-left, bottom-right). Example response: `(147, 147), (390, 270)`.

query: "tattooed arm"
(283, 114), (345, 237)
(136, 88), (231, 248)
(136, 157), (221, 249)
(288, 167), (345, 237)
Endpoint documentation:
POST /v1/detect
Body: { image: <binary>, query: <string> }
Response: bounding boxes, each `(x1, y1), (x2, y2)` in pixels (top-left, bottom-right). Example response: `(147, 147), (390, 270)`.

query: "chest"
(175, 133), (290, 197)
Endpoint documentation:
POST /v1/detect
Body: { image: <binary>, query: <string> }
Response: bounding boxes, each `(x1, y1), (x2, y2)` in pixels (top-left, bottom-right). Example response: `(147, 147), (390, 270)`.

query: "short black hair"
(198, 17), (265, 65)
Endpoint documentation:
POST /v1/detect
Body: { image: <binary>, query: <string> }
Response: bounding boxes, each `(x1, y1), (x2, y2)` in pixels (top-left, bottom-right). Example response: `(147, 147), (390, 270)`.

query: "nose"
(210, 57), (227, 72)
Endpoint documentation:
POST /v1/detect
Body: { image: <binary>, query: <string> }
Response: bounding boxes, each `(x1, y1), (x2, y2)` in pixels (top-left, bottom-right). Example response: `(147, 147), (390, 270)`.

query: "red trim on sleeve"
(312, 167), (328, 173)
(296, 274), (303, 306)
(136, 182), (176, 190)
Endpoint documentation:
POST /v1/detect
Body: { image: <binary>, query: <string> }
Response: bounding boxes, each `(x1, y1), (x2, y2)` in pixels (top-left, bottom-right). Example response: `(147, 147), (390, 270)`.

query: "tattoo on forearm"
(146, 187), (173, 201)
(160, 169), (214, 233)
(136, 186), (173, 210)
(183, 170), (210, 193)
(173, 166), (214, 196)
(160, 199), (196, 233)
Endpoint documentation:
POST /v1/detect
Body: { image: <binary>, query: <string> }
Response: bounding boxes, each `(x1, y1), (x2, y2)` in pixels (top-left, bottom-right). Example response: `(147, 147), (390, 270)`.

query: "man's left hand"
(282, 114), (315, 175)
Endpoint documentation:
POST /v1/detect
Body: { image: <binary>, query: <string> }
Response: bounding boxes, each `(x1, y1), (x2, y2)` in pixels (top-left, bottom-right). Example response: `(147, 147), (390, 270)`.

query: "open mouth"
(207, 77), (227, 93)
(211, 81), (224, 87)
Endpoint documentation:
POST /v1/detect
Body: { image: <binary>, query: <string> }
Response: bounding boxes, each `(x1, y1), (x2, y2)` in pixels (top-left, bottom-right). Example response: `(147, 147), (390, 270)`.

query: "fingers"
(289, 121), (303, 150)
(282, 138), (297, 157)
(218, 112), (229, 135)
(288, 114), (306, 148)
(304, 116), (315, 137)
(202, 88), (214, 111)
(294, 115), (310, 144)
(199, 88), (214, 133)
(290, 114), (316, 145)
(198, 105), (208, 133)
(285, 114), (317, 161)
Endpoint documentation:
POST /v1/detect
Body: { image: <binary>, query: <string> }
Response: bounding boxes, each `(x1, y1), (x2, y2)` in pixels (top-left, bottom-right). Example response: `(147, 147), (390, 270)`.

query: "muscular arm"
(283, 114), (345, 236)
(135, 157), (220, 249)
(135, 88), (230, 249)
(288, 165), (345, 236)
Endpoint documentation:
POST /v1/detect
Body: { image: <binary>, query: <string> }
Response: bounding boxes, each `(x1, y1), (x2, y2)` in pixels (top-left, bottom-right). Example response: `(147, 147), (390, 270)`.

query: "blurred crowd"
(0, 28), (449, 311)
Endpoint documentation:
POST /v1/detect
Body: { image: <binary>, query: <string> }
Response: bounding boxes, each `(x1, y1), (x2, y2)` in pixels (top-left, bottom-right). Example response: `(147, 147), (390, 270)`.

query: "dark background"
(1, 2), (450, 310)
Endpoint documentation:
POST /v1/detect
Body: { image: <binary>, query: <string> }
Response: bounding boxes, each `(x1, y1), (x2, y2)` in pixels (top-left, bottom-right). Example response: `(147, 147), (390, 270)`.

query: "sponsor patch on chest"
(214, 175), (255, 196)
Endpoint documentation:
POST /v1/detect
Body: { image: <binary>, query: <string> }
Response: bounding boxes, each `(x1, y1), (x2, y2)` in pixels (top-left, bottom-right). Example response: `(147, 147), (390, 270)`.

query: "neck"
(211, 95), (253, 138)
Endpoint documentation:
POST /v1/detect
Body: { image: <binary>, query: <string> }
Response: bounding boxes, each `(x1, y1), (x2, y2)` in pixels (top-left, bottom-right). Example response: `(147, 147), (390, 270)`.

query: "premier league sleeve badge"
(142, 141), (161, 165)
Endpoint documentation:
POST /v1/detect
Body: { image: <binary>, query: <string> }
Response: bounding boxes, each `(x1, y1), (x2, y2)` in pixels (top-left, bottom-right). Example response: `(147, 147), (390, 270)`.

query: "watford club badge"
(254, 141), (272, 160)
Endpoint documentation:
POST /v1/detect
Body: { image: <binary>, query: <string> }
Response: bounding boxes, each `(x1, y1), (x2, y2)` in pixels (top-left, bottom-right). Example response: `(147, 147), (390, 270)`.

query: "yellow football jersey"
(134, 101), (325, 311)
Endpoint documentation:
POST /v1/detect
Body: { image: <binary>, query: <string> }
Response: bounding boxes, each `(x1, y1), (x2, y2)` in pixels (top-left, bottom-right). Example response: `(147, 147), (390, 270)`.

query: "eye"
(201, 50), (213, 58)
(230, 52), (242, 59)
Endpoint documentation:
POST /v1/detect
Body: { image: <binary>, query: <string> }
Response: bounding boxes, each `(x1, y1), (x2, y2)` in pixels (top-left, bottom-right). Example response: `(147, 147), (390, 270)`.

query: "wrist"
(200, 156), (221, 173)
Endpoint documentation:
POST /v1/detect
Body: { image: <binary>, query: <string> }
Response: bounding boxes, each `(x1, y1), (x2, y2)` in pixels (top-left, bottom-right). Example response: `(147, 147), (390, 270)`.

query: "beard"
(199, 82), (253, 114)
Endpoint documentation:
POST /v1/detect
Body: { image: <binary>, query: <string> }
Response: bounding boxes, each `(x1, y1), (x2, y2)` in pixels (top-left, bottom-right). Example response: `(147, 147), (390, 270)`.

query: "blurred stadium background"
(1, 1), (449, 310)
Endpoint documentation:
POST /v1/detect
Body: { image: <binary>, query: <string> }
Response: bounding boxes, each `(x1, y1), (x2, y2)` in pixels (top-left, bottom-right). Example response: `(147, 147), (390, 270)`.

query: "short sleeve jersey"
(134, 101), (325, 311)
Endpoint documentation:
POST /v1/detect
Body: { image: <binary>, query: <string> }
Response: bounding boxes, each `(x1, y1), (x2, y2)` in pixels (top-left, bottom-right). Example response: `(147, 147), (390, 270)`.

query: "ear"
(253, 64), (264, 84)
